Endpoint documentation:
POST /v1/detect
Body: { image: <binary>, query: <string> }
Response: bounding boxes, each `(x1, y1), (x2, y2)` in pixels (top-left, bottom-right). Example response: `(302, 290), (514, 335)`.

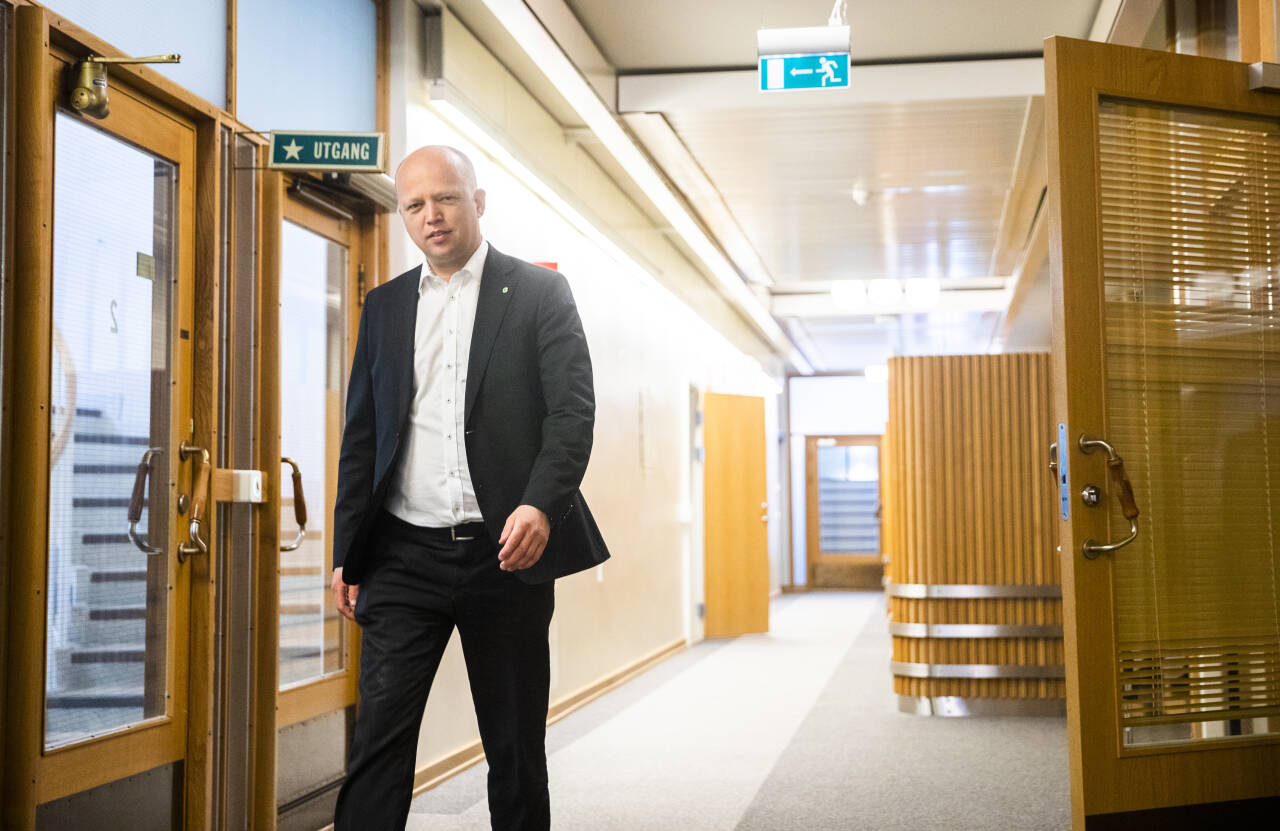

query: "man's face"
(396, 151), (486, 277)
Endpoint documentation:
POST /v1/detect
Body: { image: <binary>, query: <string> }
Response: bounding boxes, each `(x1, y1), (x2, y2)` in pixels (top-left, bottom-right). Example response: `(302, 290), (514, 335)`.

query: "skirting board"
(410, 637), (688, 797)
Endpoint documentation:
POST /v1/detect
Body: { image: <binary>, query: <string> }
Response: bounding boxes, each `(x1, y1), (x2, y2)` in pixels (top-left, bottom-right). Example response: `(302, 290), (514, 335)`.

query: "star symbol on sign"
(281, 139), (303, 161)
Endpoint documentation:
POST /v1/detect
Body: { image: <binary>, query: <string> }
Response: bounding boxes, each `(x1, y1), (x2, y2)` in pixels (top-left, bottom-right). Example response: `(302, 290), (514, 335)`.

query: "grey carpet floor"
(408, 592), (1070, 830)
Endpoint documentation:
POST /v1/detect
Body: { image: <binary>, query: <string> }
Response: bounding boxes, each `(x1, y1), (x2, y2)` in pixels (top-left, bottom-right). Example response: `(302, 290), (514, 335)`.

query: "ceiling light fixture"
(831, 280), (867, 309)
(851, 182), (869, 206)
(867, 279), (903, 307)
(473, 0), (811, 373)
(904, 278), (941, 308)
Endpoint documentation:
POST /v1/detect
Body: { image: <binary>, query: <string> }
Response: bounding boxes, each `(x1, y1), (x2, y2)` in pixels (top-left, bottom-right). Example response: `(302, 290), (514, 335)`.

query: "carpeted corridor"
(408, 592), (1070, 830)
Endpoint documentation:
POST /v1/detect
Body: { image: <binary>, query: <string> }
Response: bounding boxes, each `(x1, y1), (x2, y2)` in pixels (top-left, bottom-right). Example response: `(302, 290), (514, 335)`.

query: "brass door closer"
(69, 53), (181, 119)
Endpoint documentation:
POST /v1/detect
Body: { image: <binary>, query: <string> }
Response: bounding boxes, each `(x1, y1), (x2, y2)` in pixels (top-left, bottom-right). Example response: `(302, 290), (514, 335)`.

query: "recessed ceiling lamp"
(867, 279), (903, 306)
(851, 181), (870, 206)
(831, 279), (867, 308)
(904, 278), (941, 307)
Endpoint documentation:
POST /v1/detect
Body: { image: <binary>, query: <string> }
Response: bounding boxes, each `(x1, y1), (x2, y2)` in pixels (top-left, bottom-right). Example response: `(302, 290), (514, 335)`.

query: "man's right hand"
(332, 567), (359, 621)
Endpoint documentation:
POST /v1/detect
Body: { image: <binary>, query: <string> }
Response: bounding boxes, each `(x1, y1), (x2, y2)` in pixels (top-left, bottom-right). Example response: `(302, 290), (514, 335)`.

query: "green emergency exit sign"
(759, 53), (849, 91)
(268, 131), (385, 172)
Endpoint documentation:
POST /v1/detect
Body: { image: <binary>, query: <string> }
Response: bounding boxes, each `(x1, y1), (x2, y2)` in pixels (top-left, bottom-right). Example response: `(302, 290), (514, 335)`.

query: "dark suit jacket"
(332, 244), (610, 585)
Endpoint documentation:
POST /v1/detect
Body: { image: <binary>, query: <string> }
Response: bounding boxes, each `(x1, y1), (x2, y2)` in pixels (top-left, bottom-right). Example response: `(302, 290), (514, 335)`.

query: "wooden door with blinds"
(1047, 36), (1280, 827)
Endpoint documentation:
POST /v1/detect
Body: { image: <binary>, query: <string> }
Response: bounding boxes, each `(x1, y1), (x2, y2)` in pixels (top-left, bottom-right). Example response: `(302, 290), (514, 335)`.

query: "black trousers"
(333, 512), (555, 831)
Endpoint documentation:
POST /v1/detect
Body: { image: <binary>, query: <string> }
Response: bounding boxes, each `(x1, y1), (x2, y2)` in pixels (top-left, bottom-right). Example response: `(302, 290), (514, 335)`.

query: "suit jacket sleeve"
(332, 299), (377, 573)
(520, 272), (595, 522)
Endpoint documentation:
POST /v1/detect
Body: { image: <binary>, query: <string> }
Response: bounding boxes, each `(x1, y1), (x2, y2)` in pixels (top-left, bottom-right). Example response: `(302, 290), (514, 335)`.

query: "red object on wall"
(533, 261), (558, 272)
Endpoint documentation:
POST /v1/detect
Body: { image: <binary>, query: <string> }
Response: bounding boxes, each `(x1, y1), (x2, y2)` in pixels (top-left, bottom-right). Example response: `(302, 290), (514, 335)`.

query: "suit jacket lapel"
(466, 246), (518, 424)
(390, 265), (421, 428)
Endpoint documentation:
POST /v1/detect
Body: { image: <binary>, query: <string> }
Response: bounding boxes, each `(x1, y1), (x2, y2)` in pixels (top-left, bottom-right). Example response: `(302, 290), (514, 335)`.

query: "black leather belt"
(378, 511), (487, 543)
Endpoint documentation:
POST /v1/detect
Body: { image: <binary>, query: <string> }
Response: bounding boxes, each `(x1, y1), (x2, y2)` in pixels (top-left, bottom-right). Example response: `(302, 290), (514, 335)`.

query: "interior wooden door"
(5, 8), (208, 826)
(703, 392), (769, 637)
(805, 434), (883, 588)
(1046, 35), (1280, 828)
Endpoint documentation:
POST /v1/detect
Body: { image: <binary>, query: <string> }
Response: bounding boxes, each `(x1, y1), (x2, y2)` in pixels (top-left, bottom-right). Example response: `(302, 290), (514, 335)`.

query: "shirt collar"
(419, 239), (488, 293)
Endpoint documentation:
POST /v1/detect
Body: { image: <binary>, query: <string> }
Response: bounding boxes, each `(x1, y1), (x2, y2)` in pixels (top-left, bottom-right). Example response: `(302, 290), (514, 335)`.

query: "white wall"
(787, 375), (888, 585)
(43, 0), (225, 107)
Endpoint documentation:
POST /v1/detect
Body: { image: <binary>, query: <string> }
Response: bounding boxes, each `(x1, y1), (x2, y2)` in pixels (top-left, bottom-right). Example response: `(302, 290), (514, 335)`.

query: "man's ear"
(474, 188), (486, 218)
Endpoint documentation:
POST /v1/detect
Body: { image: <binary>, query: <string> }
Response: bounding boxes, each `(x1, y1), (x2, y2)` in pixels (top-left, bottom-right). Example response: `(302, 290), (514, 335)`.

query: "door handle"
(126, 447), (165, 555)
(1077, 434), (1140, 559)
(178, 442), (210, 562)
(280, 457), (307, 552)
(1048, 441), (1059, 478)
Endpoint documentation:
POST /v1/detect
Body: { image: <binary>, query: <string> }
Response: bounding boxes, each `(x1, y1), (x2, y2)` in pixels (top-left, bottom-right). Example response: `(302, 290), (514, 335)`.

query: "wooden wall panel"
(884, 354), (1061, 708)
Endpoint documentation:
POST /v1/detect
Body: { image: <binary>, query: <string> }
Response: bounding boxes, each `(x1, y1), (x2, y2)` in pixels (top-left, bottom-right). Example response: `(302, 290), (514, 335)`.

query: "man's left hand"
(498, 505), (550, 571)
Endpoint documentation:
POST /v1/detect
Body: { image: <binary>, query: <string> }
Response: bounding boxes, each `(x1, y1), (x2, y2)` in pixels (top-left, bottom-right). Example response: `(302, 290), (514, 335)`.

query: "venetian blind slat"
(1097, 98), (1280, 727)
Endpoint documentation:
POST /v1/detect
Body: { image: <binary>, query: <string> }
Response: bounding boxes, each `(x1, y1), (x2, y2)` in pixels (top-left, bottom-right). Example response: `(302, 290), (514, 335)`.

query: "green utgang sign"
(268, 131), (386, 172)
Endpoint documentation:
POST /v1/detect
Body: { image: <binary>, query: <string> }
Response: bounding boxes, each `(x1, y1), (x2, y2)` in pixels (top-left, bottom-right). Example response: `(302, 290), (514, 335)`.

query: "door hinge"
(357, 263), (367, 306)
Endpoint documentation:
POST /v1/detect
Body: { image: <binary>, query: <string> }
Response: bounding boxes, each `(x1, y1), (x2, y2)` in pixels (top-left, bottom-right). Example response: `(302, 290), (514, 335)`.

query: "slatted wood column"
(884, 354), (1062, 715)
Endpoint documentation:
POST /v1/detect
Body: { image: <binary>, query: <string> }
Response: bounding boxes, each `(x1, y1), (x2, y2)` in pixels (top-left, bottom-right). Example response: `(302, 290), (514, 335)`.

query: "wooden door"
(4, 7), (208, 825)
(805, 435), (883, 588)
(1047, 36), (1280, 827)
(703, 392), (769, 637)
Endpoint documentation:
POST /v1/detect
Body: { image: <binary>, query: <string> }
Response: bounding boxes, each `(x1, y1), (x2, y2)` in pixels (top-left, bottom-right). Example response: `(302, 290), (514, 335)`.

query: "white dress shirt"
(384, 241), (488, 527)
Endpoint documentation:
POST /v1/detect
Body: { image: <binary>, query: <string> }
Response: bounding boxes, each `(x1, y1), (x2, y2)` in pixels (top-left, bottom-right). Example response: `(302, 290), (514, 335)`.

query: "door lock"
(1081, 485), (1100, 506)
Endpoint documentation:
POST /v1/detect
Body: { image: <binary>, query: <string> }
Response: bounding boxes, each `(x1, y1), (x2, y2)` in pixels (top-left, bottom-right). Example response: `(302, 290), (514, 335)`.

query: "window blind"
(1098, 99), (1280, 729)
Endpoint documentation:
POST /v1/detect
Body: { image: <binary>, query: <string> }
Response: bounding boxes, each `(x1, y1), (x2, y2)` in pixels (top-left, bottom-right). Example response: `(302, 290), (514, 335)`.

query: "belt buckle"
(451, 525), (476, 541)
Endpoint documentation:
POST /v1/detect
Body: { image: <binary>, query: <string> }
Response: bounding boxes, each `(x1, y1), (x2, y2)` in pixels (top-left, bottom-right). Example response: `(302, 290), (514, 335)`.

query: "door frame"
(0, 7), (265, 827)
(5, 4), (206, 817)
(804, 434), (884, 588)
(1046, 34), (1280, 825)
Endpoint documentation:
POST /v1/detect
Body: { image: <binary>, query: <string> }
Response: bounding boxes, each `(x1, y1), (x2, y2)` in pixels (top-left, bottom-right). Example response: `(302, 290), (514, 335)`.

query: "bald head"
(396, 145), (477, 193)
(394, 145), (486, 279)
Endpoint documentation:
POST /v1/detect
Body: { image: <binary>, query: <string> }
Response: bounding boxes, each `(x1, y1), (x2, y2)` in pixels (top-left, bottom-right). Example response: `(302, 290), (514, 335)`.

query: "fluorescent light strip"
(429, 99), (668, 296)
(477, 0), (810, 373)
(428, 99), (784, 377)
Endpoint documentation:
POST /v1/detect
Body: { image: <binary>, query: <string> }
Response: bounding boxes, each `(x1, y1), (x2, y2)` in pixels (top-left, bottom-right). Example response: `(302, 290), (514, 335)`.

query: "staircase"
(817, 478), (880, 554)
(45, 406), (153, 746)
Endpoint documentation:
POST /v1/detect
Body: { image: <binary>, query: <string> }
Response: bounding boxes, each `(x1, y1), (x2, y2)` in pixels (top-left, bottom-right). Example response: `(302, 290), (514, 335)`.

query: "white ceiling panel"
(565, 0), (1098, 70)
(663, 96), (1029, 284)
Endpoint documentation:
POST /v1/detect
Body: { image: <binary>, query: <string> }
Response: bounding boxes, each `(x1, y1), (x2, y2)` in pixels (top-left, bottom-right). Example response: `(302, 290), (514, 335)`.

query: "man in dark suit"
(330, 145), (609, 831)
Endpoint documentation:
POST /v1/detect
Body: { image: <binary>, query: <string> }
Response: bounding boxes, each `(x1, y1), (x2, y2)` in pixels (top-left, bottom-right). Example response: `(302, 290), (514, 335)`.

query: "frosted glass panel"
(237, 0), (376, 133)
(43, 0), (225, 108)
(279, 221), (347, 688)
(46, 114), (175, 749)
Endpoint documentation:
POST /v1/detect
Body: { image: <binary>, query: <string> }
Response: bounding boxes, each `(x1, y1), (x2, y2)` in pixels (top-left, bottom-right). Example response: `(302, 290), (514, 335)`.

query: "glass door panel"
(45, 113), (175, 749)
(279, 219), (348, 688)
(1097, 99), (1280, 748)
(817, 444), (880, 555)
